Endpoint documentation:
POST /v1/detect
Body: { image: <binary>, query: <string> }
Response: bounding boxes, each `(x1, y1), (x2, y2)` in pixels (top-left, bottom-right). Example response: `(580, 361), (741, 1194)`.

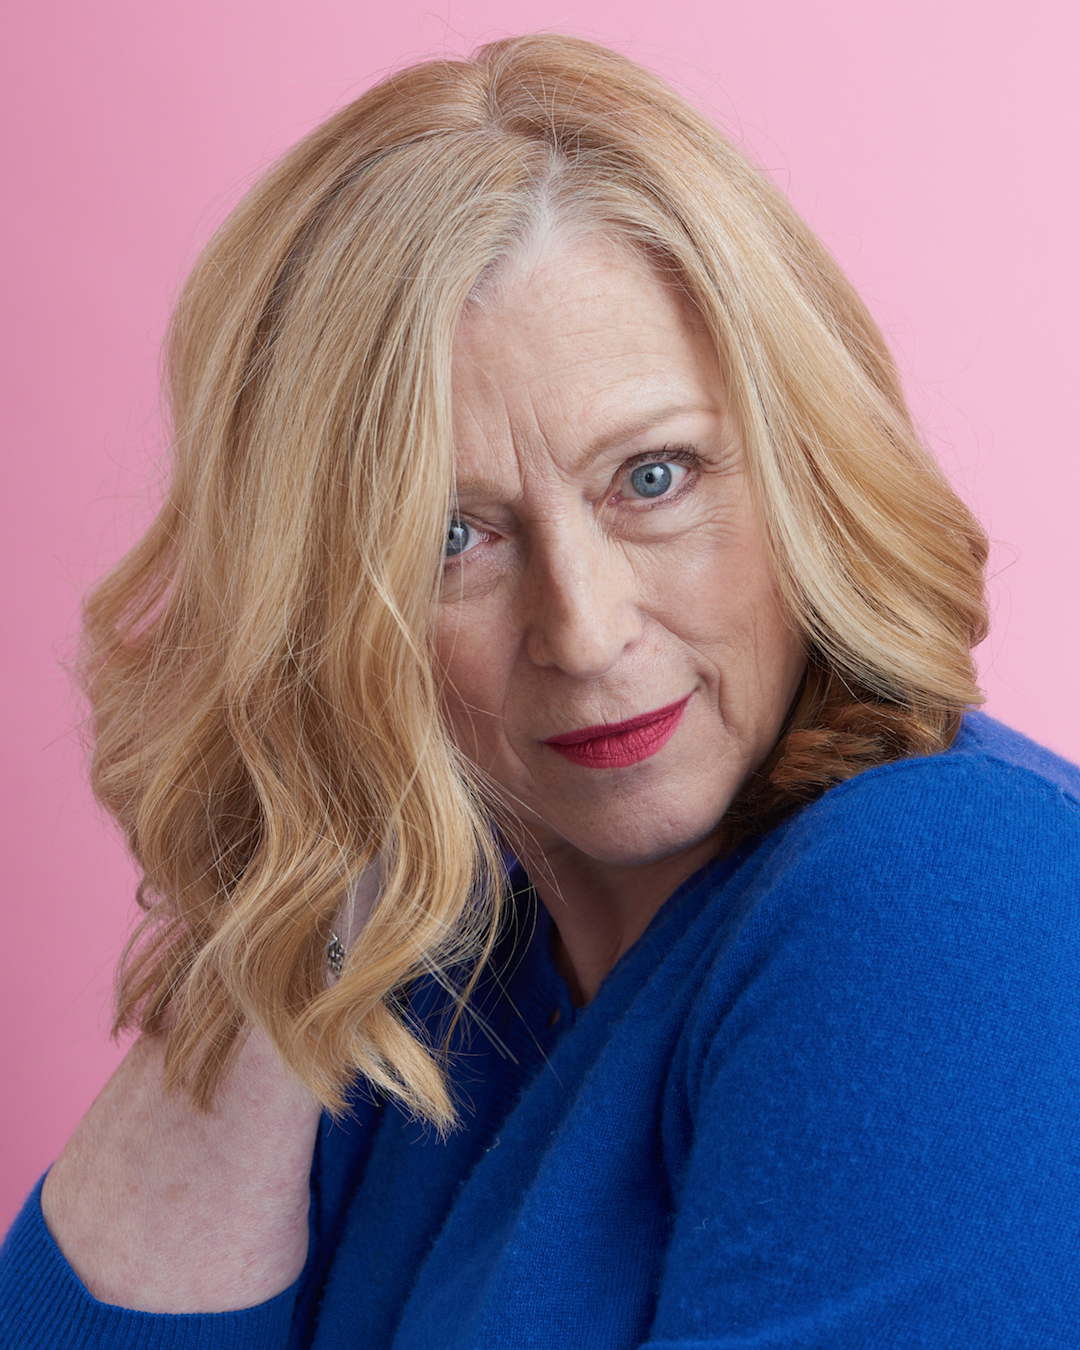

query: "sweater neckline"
(503, 838), (757, 1029)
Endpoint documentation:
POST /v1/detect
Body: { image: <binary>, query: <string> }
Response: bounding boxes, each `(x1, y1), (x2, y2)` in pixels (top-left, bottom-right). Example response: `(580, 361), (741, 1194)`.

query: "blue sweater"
(4, 713), (1080, 1348)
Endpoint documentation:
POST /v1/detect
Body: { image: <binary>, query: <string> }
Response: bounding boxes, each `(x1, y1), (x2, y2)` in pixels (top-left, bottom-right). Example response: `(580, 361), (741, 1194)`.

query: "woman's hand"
(39, 871), (379, 1314)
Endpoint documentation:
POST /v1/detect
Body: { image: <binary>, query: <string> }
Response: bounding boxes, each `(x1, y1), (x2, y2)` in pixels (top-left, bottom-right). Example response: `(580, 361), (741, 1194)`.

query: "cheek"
(654, 522), (774, 648)
(432, 606), (508, 761)
(735, 590), (807, 743)
(664, 522), (804, 714)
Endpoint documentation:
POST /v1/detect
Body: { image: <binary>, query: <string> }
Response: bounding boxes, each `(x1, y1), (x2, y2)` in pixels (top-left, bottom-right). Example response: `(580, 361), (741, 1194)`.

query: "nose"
(521, 529), (643, 677)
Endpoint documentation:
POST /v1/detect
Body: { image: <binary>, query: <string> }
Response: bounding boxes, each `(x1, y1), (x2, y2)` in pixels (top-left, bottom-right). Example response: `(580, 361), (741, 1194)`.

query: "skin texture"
(41, 1031), (320, 1313)
(438, 237), (807, 1002)
(39, 873), (379, 1311)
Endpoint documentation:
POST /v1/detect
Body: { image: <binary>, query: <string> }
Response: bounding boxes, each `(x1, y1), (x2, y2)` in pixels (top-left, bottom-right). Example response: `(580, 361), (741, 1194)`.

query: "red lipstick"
(544, 696), (691, 769)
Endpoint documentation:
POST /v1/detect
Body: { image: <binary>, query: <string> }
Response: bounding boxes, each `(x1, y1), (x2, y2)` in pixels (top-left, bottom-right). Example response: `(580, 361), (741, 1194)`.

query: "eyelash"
(443, 444), (702, 565)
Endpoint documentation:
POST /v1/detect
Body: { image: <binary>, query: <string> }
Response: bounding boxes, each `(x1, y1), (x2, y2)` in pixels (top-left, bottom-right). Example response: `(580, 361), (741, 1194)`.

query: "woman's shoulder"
(679, 712), (1080, 1011)
(823, 709), (1079, 807)
(770, 710), (1080, 878)
(658, 712), (1080, 1018)
(671, 710), (1080, 1109)
(657, 721), (1080, 1348)
(951, 709), (1080, 795)
(888, 709), (1080, 802)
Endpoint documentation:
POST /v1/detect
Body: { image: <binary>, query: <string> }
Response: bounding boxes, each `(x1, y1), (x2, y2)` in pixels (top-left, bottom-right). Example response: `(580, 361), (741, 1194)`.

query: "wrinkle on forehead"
(450, 238), (728, 508)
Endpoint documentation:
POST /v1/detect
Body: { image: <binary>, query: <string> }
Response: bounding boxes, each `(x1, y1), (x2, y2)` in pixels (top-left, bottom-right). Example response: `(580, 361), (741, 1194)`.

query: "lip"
(543, 695), (691, 769)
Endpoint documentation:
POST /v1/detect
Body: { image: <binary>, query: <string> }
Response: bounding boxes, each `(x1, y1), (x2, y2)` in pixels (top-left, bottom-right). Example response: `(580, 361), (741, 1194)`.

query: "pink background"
(2, 0), (1077, 1229)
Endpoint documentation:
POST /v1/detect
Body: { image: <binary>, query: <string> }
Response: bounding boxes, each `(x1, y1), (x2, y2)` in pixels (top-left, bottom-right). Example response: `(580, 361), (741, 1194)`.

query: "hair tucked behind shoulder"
(81, 33), (987, 1126)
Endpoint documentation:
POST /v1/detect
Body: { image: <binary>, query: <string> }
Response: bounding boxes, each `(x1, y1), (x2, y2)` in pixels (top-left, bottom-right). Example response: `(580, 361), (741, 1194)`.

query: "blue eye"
(628, 462), (674, 498)
(445, 519), (474, 558)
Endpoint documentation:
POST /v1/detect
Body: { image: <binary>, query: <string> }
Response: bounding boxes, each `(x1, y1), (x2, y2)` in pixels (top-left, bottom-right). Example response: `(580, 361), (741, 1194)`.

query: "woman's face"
(435, 237), (806, 875)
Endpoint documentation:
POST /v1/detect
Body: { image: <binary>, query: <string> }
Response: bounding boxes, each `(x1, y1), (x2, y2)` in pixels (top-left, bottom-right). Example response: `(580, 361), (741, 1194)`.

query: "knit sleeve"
(644, 756), (1080, 1347)
(0, 1177), (300, 1350)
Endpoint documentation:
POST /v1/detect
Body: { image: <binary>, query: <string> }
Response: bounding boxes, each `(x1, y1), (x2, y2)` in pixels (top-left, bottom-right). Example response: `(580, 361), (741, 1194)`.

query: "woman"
(2, 32), (1078, 1349)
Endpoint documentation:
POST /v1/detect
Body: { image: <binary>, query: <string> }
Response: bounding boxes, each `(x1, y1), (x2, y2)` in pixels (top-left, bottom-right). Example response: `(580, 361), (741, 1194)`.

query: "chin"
(513, 798), (730, 872)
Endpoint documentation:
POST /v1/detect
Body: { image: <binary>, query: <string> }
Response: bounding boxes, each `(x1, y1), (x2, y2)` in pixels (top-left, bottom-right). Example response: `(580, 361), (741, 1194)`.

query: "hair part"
(81, 33), (987, 1126)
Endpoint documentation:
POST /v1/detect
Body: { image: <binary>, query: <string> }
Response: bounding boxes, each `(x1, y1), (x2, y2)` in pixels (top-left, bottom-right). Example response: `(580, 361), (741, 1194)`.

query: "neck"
(510, 832), (721, 1005)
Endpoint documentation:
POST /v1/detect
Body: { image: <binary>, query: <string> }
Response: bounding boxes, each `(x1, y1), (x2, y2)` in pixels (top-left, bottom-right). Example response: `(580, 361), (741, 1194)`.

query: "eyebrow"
(575, 402), (716, 469)
(452, 400), (718, 500)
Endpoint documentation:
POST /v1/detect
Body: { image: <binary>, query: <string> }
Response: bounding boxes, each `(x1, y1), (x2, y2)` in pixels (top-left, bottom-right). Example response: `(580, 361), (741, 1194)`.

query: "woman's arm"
(644, 755), (1080, 1346)
(39, 1026), (321, 1314)
(35, 871), (377, 1317)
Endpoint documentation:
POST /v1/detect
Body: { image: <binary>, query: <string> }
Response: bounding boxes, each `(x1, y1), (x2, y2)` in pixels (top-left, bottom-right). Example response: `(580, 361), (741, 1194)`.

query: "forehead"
(458, 234), (710, 365)
(450, 237), (725, 480)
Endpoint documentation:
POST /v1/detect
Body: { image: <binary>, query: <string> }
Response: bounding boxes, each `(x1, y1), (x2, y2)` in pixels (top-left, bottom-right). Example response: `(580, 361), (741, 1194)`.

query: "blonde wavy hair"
(82, 33), (988, 1127)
